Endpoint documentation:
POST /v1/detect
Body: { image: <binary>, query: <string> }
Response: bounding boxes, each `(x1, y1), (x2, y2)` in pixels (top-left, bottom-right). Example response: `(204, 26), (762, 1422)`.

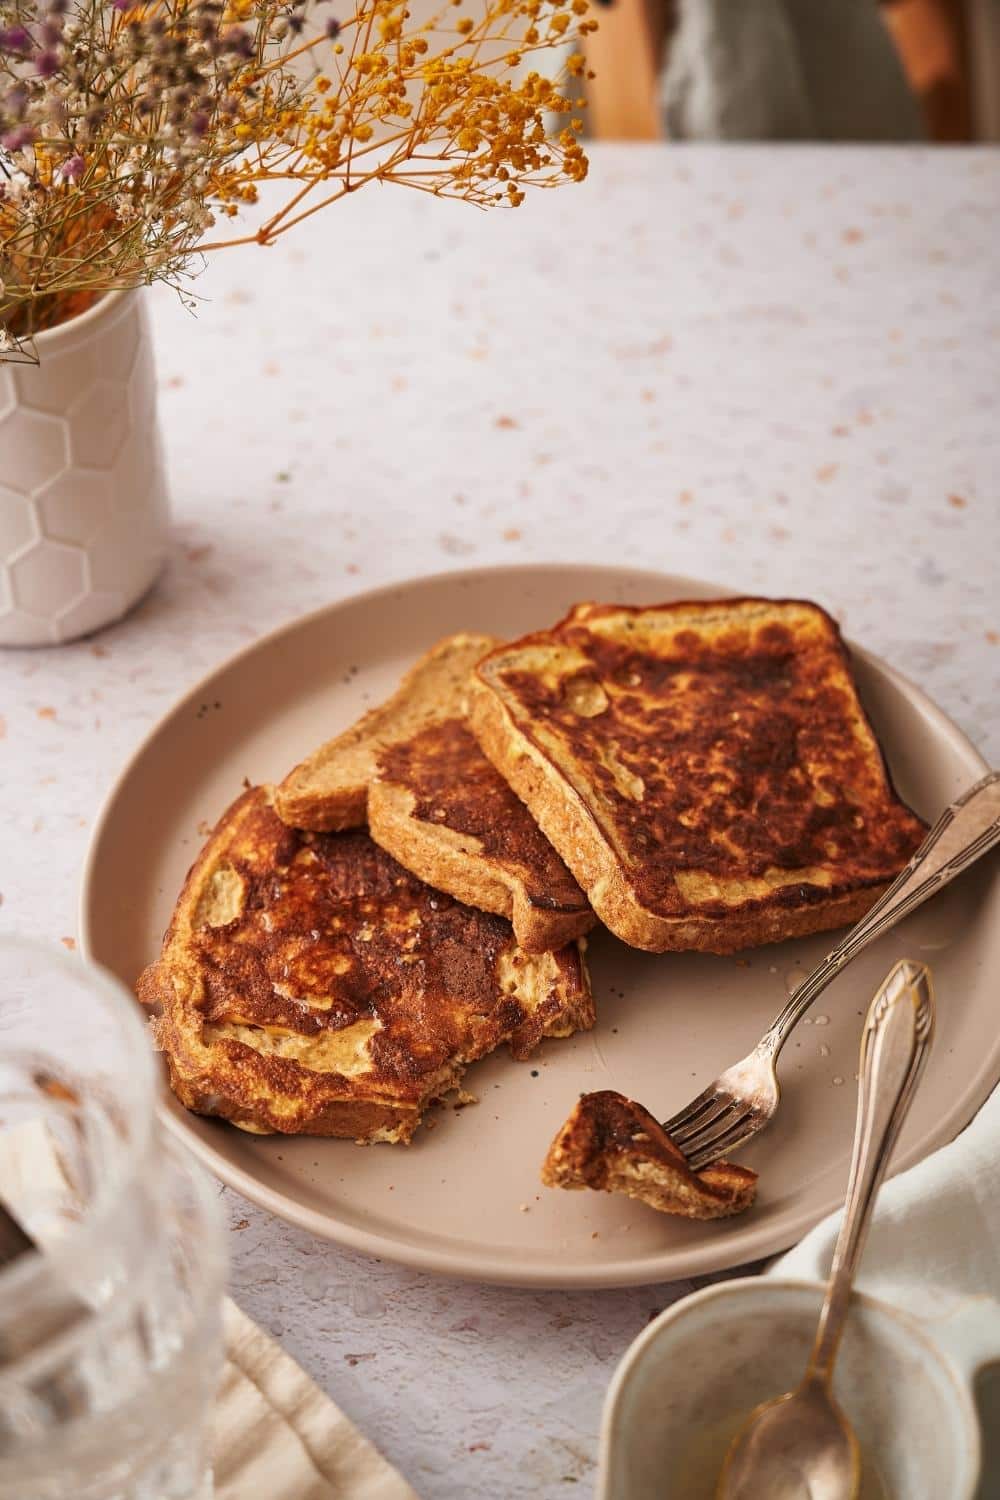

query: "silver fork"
(664, 769), (1000, 1172)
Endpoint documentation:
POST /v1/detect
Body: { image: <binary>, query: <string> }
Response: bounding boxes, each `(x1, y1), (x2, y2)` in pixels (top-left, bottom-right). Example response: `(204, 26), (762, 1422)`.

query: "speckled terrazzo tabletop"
(3, 145), (999, 1498)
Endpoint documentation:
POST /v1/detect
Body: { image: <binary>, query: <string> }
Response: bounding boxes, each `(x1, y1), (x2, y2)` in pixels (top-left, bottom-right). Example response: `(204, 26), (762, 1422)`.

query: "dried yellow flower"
(1, 0), (592, 348)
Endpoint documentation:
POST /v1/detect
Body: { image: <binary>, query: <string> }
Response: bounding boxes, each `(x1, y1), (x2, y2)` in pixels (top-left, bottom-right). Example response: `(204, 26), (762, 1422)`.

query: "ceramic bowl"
(598, 1277), (1000, 1500)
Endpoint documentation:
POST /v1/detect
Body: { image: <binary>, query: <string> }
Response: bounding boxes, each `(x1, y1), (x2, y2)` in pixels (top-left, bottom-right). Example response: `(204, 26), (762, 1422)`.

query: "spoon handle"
(807, 958), (935, 1381)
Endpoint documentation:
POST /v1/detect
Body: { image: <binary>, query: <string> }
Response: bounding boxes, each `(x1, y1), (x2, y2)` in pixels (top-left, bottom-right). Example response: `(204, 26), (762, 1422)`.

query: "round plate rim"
(79, 562), (994, 1288)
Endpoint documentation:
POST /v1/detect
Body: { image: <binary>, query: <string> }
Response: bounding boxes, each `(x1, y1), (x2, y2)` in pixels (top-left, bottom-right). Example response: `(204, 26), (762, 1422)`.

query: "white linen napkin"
(213, 1299), (419, 1500)
(771, 1081), (1000, 1495)
(772, 1081), (1000, 1309)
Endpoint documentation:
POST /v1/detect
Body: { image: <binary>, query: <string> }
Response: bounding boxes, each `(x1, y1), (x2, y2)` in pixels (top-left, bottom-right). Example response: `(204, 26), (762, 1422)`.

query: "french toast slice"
(276, 633), (593, 952)
(542, 1091), (757, 1220)
(275, 633), (497, 833)
(369, 719), (593, 953)
(138, 786), (593, 1143)
(470, 598), (926, 953)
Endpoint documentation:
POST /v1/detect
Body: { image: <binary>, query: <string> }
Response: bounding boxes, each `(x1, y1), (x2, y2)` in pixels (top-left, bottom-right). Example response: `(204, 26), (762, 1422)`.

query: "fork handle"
(807, 959), (934, 1380)
(759, 769), (999, 1061)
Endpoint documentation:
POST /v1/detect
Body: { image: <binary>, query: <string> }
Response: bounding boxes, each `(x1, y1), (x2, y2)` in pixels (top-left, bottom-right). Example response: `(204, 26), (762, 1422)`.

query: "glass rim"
(0, 935), (157, 1306)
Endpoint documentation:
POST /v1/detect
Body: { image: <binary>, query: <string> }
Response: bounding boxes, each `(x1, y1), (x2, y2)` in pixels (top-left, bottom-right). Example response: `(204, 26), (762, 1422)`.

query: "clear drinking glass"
(0, 938), (226, 1500)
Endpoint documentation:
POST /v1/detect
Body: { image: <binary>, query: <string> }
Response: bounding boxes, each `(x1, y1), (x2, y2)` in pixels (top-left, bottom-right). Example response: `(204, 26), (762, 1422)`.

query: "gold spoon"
(716, 957), (935, 1500)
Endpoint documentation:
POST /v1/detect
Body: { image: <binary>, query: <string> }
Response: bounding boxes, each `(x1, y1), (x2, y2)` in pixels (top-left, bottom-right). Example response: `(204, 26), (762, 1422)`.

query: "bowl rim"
(598, 1274), (982, 1500)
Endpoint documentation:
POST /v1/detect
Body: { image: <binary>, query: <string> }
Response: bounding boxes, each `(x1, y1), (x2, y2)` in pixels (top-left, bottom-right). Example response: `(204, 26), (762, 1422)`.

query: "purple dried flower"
(222, 25), (254, 57)
(2, 125), (38, 150)
(58, 153), (84, 182)
(0, 26), (33, 54)
(3, 84), (29, 119)
(190, 110), (210, 137)
(325, 16), (341, 37)
(36, 48), (61, 77)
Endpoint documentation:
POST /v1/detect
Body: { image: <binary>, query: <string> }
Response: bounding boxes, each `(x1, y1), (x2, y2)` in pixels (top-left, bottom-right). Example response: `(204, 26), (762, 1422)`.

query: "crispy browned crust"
(138, 785), (593, 1142)
(276, 631), (592, 950)
(541, 1090), (758, 1220)
(369, 718), (593, 953)
(154, 1055), (427, 1143)
(275, 633), (500, 833)
(470, 597), (927, 954)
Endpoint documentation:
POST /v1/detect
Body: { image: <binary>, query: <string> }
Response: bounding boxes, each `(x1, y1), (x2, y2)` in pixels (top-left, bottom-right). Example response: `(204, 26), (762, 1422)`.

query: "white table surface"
(3, 144), (998, 1498)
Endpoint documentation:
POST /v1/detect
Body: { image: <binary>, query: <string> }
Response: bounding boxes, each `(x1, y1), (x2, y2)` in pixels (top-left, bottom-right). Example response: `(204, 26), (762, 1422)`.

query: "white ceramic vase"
(0, 289), (169, 646)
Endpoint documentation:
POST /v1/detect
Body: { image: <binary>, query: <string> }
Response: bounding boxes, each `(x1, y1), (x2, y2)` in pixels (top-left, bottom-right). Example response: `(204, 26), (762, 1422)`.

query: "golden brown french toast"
(275, 633), (499, 833)
(541, 1090), (758, 1220)
(369, 718), (593, 953)
(471, 598), (926, 953)
(276, 633), (593, 952)
(138, 785), (593, 1143)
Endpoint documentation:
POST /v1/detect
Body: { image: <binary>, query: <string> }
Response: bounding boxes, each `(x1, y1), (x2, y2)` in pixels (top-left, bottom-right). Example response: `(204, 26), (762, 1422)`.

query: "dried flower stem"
(0, 0), (593, 354)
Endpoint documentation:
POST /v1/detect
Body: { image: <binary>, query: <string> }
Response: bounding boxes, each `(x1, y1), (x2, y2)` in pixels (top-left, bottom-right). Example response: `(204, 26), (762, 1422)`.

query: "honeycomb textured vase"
(0, 290), (170, 646)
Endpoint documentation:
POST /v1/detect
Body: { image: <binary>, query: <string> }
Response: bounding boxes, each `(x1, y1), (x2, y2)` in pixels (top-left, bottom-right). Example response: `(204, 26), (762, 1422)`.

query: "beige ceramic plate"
(80, 565), (998, 1288)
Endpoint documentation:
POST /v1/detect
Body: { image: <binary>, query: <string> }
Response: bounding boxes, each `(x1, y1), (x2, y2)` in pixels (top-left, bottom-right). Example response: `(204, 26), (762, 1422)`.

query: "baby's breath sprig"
(0, 0), (593, 355)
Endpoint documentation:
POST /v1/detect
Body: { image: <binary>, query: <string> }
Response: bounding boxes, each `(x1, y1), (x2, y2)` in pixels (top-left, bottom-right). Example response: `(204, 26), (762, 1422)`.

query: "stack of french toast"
(139, 598), (925, 1219)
